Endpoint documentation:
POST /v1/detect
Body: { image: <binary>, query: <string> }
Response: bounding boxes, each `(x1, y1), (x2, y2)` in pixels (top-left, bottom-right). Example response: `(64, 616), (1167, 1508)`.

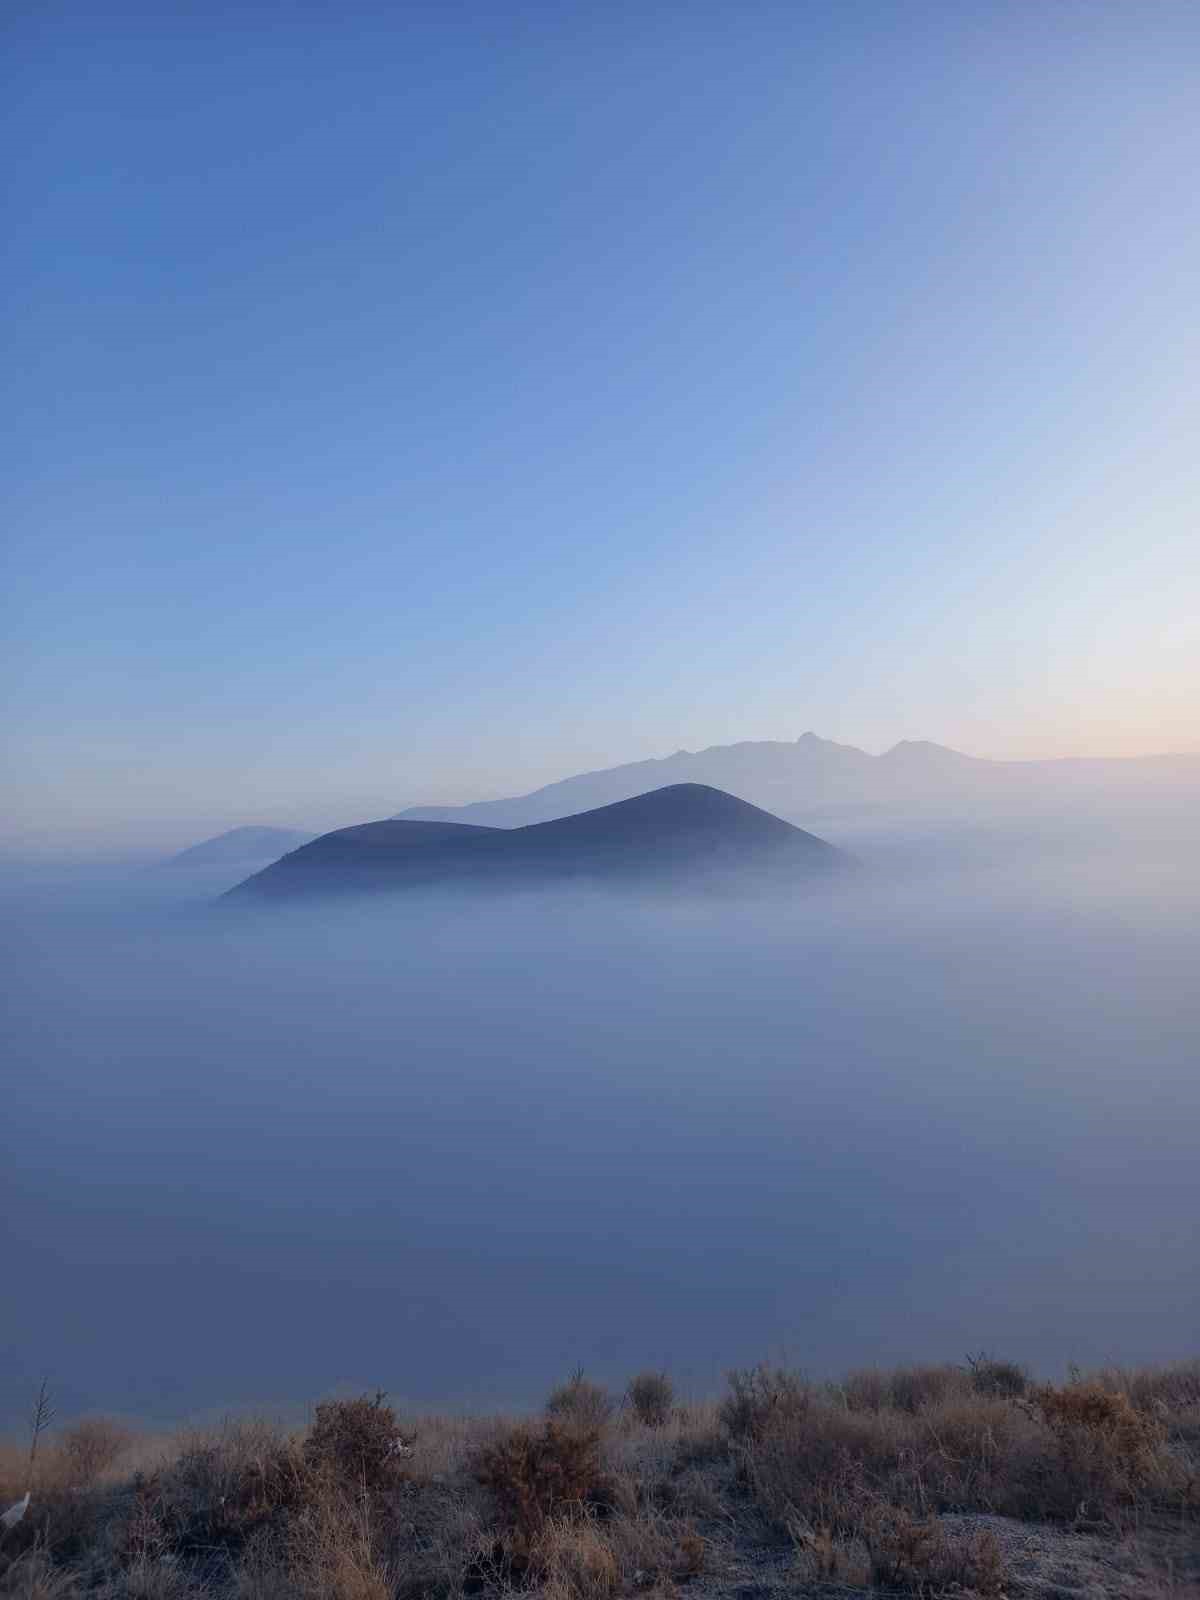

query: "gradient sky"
(3, 1), (1198, 851)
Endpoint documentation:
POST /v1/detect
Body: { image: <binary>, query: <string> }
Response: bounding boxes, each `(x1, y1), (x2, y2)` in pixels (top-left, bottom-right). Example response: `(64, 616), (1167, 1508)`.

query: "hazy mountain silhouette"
(394, 734), (1200, 835)
(226, 785), (848, 902)
(160, 826), (316, 868)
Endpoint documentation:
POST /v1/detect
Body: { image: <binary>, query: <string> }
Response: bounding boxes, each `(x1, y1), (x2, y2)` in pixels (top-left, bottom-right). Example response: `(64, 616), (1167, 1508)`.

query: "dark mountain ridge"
(226, 784), (848, 902)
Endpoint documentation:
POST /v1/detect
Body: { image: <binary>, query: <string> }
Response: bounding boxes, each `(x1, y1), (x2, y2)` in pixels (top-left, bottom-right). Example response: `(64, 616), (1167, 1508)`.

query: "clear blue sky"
(4, 1), (1198, 850)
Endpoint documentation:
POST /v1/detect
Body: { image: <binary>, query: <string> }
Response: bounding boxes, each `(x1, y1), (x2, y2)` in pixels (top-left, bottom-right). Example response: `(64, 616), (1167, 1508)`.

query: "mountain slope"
(394, 735), (1200, 835)
(159, 825), (316, 868)
(226, 785), (848, 902)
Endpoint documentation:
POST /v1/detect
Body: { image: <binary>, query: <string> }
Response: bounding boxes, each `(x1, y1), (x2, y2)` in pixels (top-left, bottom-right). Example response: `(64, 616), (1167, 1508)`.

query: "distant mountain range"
(160, 826), (315, 869)
(394, 734), (1200, 835)
(226, 785), (849, 902)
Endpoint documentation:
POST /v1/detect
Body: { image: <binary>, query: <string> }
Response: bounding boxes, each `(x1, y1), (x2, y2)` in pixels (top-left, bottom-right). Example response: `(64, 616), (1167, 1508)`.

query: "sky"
(3, 1), (1198, 852)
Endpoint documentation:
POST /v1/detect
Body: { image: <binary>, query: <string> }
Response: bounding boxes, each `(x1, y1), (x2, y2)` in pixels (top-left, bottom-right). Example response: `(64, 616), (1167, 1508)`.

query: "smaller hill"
(226, 785), (849, 903)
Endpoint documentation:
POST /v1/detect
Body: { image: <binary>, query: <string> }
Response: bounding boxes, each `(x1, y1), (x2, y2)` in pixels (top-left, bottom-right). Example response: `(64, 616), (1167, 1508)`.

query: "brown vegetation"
(1, 1357), (1196, 1599)
(624, 1373), (674, 1429)
(545, 1373), (615, 1430)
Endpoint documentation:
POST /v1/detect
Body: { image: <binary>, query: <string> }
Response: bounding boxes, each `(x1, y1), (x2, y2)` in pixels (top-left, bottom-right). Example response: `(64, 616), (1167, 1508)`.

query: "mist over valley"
(4, 758), (1196, 1430)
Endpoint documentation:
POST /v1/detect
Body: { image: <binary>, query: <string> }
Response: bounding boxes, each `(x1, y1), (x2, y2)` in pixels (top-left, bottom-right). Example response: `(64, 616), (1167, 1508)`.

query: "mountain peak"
(880, 739), (980, 766)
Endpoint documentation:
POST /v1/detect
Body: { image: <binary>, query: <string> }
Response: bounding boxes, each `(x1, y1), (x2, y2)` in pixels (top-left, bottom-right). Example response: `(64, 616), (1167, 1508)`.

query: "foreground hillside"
(3, 1358), (1197, 1599)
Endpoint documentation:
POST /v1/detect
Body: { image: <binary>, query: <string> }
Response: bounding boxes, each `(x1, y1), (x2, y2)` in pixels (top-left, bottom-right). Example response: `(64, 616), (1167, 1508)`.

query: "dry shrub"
(473, 1420), (607, 1545)
(755, 1380), (1193, 1529)
(965, 1353), (1029, 1399)
(911, 1395), (1041, 1513)
(59, 1420), (135, 1489)
(1092, 1360), (1200, 1414)
(303, 1393), (412, 1492)
(840, 1368), (891, 1413)
(864, 1504), (1005, 1597)
(740, 1390), (1047, 1527)
(738, 1404), (885, 1535)
(719, 1366), (810, 1442)
(842, 1357), (1027, 1412)
(1090, 1362), (1200, 1465)
(625, 1374), (674, 1429)
(888, 1365), (968, 1415)
(110, 1421), (312, 1575)
(839, 1365), (968, 1415)
(546, 1373), (614, 1430)
(1027, 1381), (1173, 1523)
(176, 1427), (311, 1544)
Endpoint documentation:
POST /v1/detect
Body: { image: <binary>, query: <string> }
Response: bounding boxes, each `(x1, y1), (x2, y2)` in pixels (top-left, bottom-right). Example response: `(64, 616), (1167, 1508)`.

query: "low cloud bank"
(2, 839), (1197, 1428)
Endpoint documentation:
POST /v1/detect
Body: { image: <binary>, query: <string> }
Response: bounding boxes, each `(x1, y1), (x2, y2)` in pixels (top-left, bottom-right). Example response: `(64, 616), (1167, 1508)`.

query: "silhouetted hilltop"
(226, 785), (848, 902)
(159, 825), (316, 868)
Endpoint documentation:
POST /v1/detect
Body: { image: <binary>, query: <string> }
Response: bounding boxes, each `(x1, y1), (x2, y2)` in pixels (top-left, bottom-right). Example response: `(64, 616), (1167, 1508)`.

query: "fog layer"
(3, 845), (1197, 1428)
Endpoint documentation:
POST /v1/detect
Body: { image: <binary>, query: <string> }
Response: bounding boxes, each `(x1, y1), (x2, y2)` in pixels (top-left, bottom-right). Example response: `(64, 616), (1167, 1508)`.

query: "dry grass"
(0, 1553), (82, 1600)
(1, 1356), (1196, 1599)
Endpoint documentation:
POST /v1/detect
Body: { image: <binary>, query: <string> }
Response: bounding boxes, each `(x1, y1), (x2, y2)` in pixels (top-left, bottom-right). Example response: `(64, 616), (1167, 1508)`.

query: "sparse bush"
(966, 1352), (1029, 1399)
(625, 1372), (674, 1428)
(546, 1371), (614, 1429)
(303, 1394), (411, 1492)
(1, 1355), (1196, 1600)
(864, 1503), (1006, 1596)
(718, 1365), (810, 1442)
(1026, 1380), (1172, 1523)
(840, 1368), (891, 1413)
(112, 1422), (313, 1571)
(473, 1420), (606, 1544)
(888, 1364), (966, 1414)
(738, 1404), (882, 1534)
(60, 1418), (134, 1488)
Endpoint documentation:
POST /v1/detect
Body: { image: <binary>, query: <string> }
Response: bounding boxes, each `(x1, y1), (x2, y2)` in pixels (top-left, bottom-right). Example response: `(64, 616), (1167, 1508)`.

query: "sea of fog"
(2, 841), (1197, 1429)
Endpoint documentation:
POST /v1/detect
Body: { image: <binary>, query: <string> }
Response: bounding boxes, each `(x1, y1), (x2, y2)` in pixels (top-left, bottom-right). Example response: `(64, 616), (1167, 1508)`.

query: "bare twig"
(28, 1376), (56, 1487)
